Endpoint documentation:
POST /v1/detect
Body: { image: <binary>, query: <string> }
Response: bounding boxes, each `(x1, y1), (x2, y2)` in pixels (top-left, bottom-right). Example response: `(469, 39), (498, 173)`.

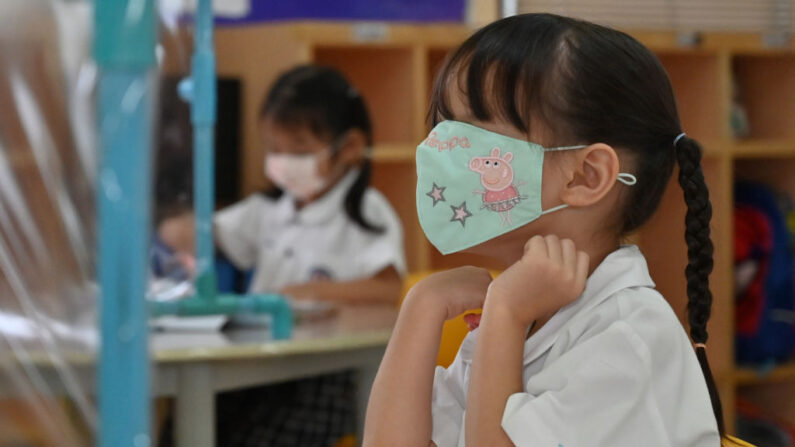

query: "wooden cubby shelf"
(733, 54), (795, 140)
(732, 139), (795, 158)
(214, 22), (795, 432)
(314, 46), (417, 146)
(657, 52), (728, 142)
(736, 362), (795, 386)
(372, 144), (415, 162)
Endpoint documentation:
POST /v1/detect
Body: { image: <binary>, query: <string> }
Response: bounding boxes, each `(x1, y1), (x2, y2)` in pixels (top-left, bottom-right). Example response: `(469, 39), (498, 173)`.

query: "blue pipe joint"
(250, 295), (293, 340)
(177, 78), (194, 102)
(177, 51), (216, 127)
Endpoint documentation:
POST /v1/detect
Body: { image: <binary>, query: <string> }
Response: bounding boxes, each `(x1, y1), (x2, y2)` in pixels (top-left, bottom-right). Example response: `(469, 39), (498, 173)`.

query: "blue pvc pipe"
(97, 72), (154, 447)
(194, 123), (216, 298)
(174, 0), (292, 338)
(191, 0), (218, 300)
(93, 1), (291, 444)
(95, 1), (156, 446)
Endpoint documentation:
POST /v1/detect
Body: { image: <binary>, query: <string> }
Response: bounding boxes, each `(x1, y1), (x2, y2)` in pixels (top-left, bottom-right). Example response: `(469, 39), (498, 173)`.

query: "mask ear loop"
(540, 203), (569, 215)
(538, 145), (586, 215)
(541, 173), (637, 215)
(617, 173), (637, 185)
(544, 143), (638, 186)
(540, 145), (636, 214)
(543, 144), (588, 152)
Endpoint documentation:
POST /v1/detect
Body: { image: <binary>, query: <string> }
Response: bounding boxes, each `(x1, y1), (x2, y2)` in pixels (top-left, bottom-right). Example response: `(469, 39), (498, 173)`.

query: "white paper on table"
(162, 0), (251, 18)
(290, 299), (336, 319)
(150, 315), (229, 332)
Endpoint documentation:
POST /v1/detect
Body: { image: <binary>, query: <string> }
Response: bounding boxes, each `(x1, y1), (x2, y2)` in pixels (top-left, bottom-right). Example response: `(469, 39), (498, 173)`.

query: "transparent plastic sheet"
(150, 2), (196, 296)
(0, 1), (195, 445)
(0, 1), (98, 445)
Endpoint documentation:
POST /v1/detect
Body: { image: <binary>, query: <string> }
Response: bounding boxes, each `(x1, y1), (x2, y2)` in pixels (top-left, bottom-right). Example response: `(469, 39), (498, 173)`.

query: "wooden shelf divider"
(736, 362), (795, 386)
(731, 139), (795, 158)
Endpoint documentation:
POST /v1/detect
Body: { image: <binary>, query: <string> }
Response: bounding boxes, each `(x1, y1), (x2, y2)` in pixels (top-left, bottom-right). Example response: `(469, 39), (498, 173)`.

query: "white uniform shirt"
(431, 245), (720, 447)
(214, 170), (406, 293)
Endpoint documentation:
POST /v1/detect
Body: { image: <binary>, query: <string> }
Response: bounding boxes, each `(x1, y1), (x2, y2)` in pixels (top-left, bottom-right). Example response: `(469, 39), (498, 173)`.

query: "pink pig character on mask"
(469, 147), (525, 225)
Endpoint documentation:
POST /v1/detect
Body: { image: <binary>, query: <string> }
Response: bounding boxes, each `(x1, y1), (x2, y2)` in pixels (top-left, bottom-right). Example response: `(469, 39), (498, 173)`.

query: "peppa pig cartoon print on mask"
(469, 147), (525, 226)
(415, 120), (637, 255)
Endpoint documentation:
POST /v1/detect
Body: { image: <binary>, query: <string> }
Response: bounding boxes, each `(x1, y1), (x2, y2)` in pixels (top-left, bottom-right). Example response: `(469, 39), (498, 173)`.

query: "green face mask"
(415, 120), (637, 255)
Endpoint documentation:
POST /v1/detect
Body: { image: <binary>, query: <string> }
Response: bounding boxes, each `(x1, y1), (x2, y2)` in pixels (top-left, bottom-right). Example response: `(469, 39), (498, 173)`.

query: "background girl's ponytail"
(343, 91), (383, 234)
(674, 133), (725, 435)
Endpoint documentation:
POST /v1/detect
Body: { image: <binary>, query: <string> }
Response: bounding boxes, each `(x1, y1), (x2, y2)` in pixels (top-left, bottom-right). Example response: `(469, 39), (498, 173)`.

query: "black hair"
(154, 78), (193, 225)
(430, 13), (723, 435)
(259, 65), (382, 233)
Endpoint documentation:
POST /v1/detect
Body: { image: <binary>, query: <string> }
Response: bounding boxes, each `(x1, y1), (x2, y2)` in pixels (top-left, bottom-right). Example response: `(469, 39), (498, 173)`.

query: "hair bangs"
(428, 15), (571, 139)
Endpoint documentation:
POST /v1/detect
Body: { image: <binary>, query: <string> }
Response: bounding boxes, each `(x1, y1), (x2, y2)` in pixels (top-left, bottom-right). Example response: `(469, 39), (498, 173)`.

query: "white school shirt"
(431, 245), (720, 447)
(214, 170), (406, 293)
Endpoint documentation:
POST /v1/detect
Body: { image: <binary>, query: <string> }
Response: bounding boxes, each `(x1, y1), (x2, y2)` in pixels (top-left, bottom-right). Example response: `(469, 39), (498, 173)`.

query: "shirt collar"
(460, 245), (655, 366)
(275, 169), (360, 226)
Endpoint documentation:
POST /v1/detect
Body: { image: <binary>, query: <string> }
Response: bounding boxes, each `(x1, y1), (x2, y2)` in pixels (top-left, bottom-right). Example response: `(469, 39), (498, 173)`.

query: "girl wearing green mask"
(365, 13), (730, 447)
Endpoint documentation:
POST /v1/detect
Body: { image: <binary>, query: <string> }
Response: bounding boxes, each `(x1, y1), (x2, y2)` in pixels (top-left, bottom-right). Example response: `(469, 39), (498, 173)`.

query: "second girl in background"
(159, 64), (405, 446)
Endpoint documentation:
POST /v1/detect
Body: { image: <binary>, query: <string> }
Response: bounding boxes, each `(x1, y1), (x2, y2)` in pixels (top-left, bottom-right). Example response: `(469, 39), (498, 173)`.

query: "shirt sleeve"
(501, 321), (669, 447)
(431, 350), (468, 447)
(213, 195), (264, 270)
(357, 189), (407, 277)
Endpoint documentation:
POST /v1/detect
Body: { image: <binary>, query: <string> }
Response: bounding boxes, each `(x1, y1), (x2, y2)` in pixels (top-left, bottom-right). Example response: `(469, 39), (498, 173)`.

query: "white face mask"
(264, 152), (329, 200)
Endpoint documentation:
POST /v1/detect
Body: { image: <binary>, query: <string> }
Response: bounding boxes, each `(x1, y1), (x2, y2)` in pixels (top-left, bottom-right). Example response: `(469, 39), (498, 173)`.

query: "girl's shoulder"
(613, 286), (680, 323)
(586, 286), (685, 339)
(612, 286), (685, 339)
(557, 246), (683, 350)
(554, 283), (689, 366)
(562, 285), (695, 377)
(360, 187), (402, 229)
(361, 186), (392, 208)
(216, 193), (284, 225)
(230, 193), (281, 213)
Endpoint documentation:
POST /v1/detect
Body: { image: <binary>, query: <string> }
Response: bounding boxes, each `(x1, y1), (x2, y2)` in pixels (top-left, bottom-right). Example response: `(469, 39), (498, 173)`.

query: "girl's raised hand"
(486, 235), (589, 326)
(406, 266), (493, 321)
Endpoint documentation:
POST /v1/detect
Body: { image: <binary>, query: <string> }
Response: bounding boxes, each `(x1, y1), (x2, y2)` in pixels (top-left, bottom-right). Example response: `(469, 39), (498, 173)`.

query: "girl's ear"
(502, 152), (513, 163)
(490, 147), (501, 157)
(559, 143), (621, 207)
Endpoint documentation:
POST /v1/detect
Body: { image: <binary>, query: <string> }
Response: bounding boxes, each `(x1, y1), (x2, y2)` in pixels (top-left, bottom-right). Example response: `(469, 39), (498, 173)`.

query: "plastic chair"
(723, 435), (758, 447)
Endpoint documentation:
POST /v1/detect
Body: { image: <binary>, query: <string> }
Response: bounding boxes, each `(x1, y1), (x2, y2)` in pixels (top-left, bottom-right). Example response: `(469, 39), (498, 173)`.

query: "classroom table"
(0, 304), (397, 447)
(153, 304), (397, 447)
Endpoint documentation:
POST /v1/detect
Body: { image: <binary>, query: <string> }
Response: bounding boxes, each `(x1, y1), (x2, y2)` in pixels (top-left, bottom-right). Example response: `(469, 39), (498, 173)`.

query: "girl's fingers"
(575, 250), (590, 289)
(544, 234), (562, 265)
(525, 235), (547, 258)
(560, 238), (577, 273)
